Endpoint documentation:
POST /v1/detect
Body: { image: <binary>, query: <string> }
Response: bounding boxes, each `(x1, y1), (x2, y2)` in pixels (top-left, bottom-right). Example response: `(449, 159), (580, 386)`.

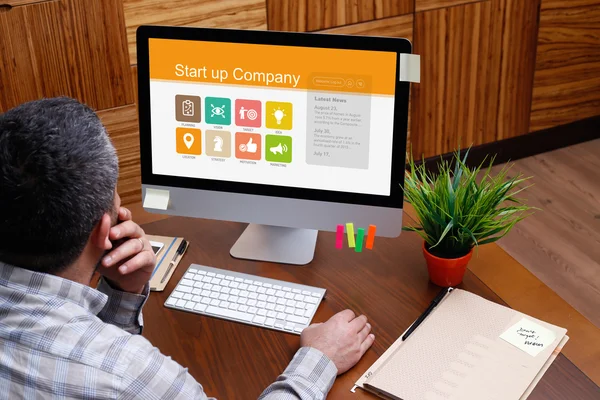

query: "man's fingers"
(334, 309), (356, 322)
(110, 220), (144, 241)
(118, 207), (132, 221)
(360, 333), (375, 355)
(116, 250), (155, 275)
(358, 322), (371, 343)
(349, 314), (368, 332)
(102, 238), (145, 267)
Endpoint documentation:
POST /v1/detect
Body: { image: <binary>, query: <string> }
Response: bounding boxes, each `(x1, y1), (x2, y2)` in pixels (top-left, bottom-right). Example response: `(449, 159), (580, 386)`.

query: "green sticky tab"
(355, 228), (365, 252)
(346, 223), (355, 247)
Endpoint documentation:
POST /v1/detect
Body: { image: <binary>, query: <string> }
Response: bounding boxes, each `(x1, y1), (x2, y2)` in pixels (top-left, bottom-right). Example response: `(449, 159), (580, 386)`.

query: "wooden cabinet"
(0, 0), (133, 112)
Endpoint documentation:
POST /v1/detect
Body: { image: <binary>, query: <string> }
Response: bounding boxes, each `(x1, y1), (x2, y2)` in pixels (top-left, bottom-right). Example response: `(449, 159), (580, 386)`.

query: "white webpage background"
(150, 80), (395, 195)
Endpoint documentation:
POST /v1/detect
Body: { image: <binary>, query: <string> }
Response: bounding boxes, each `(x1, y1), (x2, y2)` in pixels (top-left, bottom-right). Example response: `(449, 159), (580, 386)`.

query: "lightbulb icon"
(273, 108), (286, 125)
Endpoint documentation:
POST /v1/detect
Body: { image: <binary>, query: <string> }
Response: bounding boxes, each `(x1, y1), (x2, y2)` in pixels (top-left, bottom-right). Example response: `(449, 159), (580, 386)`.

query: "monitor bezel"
(136, 25), (411, 209)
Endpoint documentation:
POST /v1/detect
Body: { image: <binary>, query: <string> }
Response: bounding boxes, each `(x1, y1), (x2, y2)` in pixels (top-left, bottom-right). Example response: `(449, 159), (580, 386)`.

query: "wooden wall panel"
(0, 0), (134, 112)
(411, 0), (540, 158)
(123, 0), (267, 64)
(416, 0), (484, 12)
(267, 0), (413, 31)
(98, 105), (142, 206)
(530, 0), (600, 132)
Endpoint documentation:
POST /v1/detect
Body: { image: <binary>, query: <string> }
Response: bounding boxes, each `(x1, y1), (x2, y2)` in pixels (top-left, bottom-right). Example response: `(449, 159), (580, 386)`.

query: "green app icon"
(265, 134), (292, 163)
(205, 97), (231, 125)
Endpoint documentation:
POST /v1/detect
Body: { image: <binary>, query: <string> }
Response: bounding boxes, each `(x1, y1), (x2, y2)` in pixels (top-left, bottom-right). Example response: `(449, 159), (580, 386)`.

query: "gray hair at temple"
(0, 97), (119, 273)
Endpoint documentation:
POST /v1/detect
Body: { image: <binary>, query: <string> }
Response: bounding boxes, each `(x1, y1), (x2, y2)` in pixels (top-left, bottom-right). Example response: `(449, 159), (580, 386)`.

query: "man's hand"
(300, 309), (375, 375)
(99, 207), (156, 294)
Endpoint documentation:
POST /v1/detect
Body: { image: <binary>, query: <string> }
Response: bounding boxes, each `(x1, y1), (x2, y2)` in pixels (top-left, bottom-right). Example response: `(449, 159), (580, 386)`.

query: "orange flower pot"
(422, 242), (473, 287)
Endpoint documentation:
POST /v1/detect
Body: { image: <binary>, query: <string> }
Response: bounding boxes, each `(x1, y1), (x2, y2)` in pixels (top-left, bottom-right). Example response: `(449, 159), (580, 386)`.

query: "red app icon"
(235, 99), (262, 128)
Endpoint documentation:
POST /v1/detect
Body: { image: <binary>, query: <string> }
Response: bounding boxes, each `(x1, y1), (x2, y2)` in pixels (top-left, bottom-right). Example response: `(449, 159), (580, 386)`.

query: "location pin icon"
(183, 133), (194, 149)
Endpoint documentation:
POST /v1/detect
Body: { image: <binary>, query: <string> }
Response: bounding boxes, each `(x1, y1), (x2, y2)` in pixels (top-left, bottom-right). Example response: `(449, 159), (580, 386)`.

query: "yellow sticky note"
(346, 222), (356, 248)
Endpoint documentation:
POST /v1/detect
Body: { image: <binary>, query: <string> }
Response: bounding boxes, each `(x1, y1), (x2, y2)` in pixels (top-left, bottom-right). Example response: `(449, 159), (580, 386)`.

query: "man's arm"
(96, 277), (149, 334)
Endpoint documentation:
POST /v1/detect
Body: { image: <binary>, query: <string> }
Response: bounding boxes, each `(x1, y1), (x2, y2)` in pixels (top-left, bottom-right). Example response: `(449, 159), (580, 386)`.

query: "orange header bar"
(148, 38), (396, 96)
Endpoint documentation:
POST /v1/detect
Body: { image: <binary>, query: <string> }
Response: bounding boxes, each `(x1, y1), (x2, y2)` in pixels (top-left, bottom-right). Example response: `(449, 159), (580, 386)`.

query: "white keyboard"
(165, 264), (326, 335)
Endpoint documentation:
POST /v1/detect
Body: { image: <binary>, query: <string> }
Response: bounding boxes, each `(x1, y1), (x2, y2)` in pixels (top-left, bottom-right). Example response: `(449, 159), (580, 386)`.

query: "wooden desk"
(140, 217), (599, 399)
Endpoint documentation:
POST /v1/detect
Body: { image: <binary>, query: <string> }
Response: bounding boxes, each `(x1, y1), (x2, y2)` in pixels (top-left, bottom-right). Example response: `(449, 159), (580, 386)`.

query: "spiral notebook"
(353, 289), (568, 400)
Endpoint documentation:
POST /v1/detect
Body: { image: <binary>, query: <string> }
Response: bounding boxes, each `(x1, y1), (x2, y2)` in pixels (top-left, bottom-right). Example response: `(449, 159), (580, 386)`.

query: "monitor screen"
(148, 38), (398, 197)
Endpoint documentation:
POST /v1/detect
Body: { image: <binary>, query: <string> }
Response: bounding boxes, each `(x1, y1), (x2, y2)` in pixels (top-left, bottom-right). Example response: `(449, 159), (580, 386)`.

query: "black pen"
(402, 287), (452, 341)
(160, 240), (188, 284)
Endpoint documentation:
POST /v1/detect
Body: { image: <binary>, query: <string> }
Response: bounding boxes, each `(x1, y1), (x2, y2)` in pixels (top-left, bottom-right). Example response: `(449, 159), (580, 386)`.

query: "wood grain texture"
(97, 104), (142, 207)
(0, 0), (134, 112)
(266, 0), (413, 32)
(416, 0), (485, 12)
(494, 140), (600, 328)
(530, 0), (600, 132)
(411, 0), (540, 158)
(138, 216), (599, 398)
(123, 0), (267, 64)
(1, 0), (53, 5)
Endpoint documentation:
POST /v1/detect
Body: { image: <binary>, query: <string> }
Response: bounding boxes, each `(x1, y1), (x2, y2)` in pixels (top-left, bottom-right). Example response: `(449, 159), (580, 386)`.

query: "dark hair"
(0, 97), (119, 273)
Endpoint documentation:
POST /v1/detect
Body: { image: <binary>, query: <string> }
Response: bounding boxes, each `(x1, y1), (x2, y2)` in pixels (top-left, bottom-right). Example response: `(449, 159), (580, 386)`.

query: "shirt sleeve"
(96, 277), (149, 334)
(258, 347), (338, 400)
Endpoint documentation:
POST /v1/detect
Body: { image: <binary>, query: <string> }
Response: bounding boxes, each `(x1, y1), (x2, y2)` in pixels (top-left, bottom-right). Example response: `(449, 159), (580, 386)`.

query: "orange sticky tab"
(366, 225), (377, 250)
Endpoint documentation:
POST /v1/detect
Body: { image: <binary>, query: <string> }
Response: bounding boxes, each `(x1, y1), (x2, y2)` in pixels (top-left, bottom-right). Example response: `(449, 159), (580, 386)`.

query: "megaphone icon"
(269, 143), (288, 155)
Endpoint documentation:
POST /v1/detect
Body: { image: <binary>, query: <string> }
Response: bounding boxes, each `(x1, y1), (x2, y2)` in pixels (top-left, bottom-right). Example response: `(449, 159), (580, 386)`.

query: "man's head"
(0, 97), (119, 274)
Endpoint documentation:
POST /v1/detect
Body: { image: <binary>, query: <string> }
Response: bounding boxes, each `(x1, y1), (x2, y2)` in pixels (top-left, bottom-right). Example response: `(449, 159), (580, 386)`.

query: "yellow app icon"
(266, 101), (293, 130)
(176, 127), (202, 155)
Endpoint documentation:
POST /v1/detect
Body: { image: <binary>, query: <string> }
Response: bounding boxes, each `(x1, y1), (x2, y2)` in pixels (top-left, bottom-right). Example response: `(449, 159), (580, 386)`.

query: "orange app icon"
(176, 127), (202, 155)
(235, 132), (261, 160)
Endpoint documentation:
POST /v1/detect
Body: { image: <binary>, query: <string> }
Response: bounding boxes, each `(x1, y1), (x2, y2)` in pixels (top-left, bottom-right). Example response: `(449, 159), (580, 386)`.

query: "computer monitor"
(136, 26), (411, 265)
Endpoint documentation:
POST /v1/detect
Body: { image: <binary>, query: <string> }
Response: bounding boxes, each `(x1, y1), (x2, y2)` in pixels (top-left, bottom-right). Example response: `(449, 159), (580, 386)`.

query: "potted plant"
(403, 150), (534, 287)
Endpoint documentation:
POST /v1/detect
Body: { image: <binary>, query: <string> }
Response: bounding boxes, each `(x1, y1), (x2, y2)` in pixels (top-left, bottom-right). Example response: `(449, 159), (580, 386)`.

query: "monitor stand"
(230, 224), (318, 265)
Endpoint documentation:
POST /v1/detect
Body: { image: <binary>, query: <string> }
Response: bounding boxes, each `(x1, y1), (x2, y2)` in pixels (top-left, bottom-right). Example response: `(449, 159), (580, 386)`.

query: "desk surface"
(141, 217), (600, 399)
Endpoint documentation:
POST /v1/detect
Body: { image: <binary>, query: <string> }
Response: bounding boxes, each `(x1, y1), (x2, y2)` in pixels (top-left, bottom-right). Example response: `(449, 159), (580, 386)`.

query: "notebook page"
(365, 289), (567, 400)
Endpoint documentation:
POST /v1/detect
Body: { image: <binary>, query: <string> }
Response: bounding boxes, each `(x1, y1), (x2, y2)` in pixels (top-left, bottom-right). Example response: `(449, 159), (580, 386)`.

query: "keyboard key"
(184, 301), (196, 309)
(189, 268), (198, 273)
(216, 274), (225, 279)
(183, 294), (193, 300)
(253, 281), (263, 287)
(285, 307), (295, 314)
(267, 296), (277, 303)
(193, 282), (203, 288)
(248, 307), (258, 314)
(230, 282), (239, 289)
(304, 309), (312, 318)
(249, 293), (258, 300)
(283, 287), (291, 292)
(284, 324), (295, 331)
(267, 310), (277, 318)
(239, 291), (249, 298)
(210, 292), (219, 299)
(258, 294), (268, 301)
(239, 284), (248, 290)
(202, 298), (211, 305)
(275, 290), (285, 298)
(296, 302), (306, 309)
(263, 283), (272, 288)
(176, 299), (187, 307)
(287, 315), (309, 325)
(266, 289), (276, 296)
(305, 296), (318, 304)
(294, 327), (304, 333)
(229, 303), (239, 311)
(203, 284), (213, 291)
(275, 322), (284, 329)
(207, 272), (216, 277)
(197, 270), (206, 275)
(192, 288), (202, 295)
(194, 303), (207, 312)
(225, 276), (234, 281)
(275, 305), (285, 312)
(292, 289), (301, 294)
(210, 299), (220, 306)
(285, 293), (294, 300)
(219, 294), (229, 301)
(276, 312), (287, 320)
(257, 301), (266, 308)
(311, 292), (321, 298)
(295, 308), (304, 316)
(306, 304), (315, 310)
(206, 306), (253, 322)
(171, 292), (183, 298)
(248, 285), (258, 292)
(230, 289), (240, 296)
(276, 298), (286, 305)
(202, 276), (212, 283)
(221, 287), (231, 294)
(228, 296), (238, 303)
(253, 315), (266, 324)
(265, 318), (275, 326)
(302, 290), (311, 295)
(193, 275), (204, 281)
(238, 298), (247, 305)
(192, 295), (201, 302)
(273, 285), (282, 290)
(219, 300), (230, 308)
(248, 299), (257, 307)
(294, 294), (304, 302)
(244, 279), (253, 284)
(166, 297), (177, 306)
(286, 300), (296, 307)
(185, 273), (195, 279)
(180, 279), (193, 287)
(266, 303), (275, 310)
(257, 309), (267, 316)
(201, 290), (210, 297)
(239, 305), (249, 312)
(179, 286), (192, 293)
(257, 287), (267, 294)
(220, 280), (230, 288)
(234, 277), (243, 282)
(211, 278), (221, 285)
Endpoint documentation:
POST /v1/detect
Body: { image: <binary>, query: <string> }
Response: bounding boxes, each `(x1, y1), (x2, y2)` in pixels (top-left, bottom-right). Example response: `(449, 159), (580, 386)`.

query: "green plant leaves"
(402, 149), (535, 258)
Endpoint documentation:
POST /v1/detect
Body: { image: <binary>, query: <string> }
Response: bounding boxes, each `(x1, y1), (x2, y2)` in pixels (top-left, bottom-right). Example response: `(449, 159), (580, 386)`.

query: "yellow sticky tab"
(346, 223), (356, 248)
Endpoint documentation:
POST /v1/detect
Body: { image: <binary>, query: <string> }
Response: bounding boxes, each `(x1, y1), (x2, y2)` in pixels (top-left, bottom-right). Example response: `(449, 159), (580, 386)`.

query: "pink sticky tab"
(335, 224), (344, 249)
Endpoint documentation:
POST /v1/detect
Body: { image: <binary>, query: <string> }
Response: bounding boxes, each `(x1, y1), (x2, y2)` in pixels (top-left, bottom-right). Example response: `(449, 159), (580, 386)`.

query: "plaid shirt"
(0, 263), (337, 399)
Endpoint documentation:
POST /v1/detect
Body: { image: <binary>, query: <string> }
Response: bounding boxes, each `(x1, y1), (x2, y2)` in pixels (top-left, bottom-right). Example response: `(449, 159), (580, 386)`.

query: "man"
(0, 97), (375, 399)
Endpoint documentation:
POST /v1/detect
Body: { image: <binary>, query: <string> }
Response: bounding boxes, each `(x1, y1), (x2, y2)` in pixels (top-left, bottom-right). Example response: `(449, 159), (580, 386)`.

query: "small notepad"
(500, 318), (557, 357)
